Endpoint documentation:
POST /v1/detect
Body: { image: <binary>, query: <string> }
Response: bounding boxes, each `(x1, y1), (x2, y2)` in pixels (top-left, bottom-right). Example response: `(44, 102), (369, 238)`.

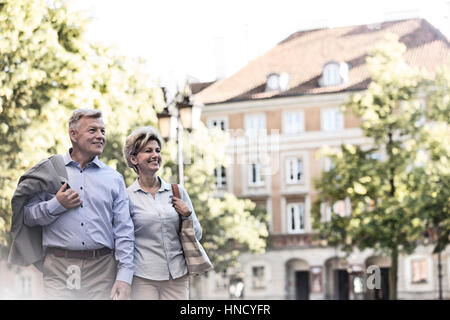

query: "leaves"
(311, 35), (450, 298)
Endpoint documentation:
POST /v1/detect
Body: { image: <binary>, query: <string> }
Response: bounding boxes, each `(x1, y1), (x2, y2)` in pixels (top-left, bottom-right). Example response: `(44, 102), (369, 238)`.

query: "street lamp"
(156, 86), (201, 185)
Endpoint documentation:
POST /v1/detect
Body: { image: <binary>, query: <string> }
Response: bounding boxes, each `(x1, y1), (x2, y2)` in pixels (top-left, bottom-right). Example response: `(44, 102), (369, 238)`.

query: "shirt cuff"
(181, 212), (193, 220)
(116, 268), (134, 285)
(47, 197), (67, 216)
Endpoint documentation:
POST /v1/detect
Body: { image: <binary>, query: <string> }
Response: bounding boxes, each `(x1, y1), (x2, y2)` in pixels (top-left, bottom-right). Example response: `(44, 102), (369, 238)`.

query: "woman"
(123, 126), (202, 300)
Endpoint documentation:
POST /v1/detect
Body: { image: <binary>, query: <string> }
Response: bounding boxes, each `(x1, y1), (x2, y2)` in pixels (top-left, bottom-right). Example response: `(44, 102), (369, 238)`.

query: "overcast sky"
(70, 0), (450, 87)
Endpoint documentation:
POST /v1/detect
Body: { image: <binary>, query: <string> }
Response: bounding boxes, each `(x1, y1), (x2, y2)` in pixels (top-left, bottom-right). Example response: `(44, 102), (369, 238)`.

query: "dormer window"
(319, 61), (349, 87)
(265, 72), (289, 92)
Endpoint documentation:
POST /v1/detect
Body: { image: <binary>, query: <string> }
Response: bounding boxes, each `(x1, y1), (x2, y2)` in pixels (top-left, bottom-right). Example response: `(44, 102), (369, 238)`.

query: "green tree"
(0, 0), (268, 272)
(311, 35), (449, 299)
(0, 0), (164, 252)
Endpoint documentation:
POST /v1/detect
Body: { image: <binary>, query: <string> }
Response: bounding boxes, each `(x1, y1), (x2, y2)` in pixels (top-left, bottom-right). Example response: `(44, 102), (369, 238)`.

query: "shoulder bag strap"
(171, 183), (182, 233)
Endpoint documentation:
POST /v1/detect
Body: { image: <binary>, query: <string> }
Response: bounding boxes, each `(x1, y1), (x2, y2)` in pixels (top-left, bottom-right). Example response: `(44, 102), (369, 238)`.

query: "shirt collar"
(64, 148), (104, 168)
(130, 176), (172, 193)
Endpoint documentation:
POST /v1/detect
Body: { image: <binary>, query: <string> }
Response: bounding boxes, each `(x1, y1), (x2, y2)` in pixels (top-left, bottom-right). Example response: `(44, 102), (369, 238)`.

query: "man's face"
(70, 117), (106, 158)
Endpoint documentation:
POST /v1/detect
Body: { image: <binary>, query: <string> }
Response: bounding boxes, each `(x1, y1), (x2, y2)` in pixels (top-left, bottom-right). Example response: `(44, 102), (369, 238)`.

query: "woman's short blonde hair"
(123, 126), (163, 173)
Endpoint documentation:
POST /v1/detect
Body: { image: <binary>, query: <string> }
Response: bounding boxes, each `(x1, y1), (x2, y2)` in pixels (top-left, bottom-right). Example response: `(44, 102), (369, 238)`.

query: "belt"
(46, 247), (113, 259)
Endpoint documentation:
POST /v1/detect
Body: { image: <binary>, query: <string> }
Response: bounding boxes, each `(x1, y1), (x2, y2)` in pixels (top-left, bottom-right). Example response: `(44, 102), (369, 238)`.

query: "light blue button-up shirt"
(23, 150), (135, 284)
(127, 177), (202, 281)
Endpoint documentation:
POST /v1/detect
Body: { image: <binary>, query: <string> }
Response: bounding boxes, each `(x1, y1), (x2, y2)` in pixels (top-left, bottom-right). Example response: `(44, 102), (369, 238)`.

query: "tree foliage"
(0, 0), (268, 270)
(311, 34), (450, 299)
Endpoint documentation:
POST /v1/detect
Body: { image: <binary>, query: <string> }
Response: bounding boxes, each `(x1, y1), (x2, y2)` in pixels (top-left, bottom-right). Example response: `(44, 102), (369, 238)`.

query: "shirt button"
(82, 242), (85, 245)
(80, 170), (82, 173)
(81, 223), (84, 226)
(80, 187), (83, 190)
(80, 204), (83, 208)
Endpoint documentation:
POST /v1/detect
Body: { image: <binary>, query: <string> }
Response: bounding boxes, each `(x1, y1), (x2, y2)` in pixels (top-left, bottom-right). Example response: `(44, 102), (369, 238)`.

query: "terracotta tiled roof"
(194, 19), (450, 105)
(190, 81), (216, 95)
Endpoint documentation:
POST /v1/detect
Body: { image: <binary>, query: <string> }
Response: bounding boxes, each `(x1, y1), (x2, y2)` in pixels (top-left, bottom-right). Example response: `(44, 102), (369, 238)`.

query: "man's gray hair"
(123, 126), (163, 173)
(68, 108), (103, 131)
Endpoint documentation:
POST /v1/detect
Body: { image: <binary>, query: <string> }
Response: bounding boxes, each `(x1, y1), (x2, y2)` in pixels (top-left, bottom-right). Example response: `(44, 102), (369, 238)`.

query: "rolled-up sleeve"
(112, 177), (136, 284)
(24, 192), (67, 227)
(180, 186), (202, 241)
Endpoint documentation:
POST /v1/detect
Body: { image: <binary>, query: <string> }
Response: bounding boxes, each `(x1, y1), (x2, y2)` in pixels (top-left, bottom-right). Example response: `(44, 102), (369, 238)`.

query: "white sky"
(70, 0), (450, 88)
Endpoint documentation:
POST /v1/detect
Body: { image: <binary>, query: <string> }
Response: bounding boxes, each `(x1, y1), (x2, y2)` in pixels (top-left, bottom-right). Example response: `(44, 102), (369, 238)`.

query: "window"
(411, 259), (428, 284)
(322, 108), (344, 132)
(252, 266), (266, 289)
(214, 165), (227, 189)
(265, 72), (289, 92)
(20, 275), (32, 296)
(319, 62), (349, 87)
(324, 157), (334, 172)
(245, 114), (266, 136)
(286, 158), (303, 184)
(215, 271), (229, 290)
(207, 117), (228, 131)
(287, 203), (305, 233)
(283, 111), (305, 134)
(321, 199), (350, 221)
(323, 63), (340, 86)
(249, 163), (265, 187)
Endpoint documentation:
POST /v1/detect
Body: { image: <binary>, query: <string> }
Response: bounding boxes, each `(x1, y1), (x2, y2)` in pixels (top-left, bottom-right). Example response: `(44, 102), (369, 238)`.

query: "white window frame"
(248, 163), (265, 187)
(323, 63), (341, 86)
(286, 157), (303, 184)
(321, 108), (344, 132)
(287, 203), (305, 233)
(411, 258), (428, 284)
(214, 165), (227, 189)
(245, 113), (266, 136)
(207, 117), (229, 131)
(283, 110), (305, 134)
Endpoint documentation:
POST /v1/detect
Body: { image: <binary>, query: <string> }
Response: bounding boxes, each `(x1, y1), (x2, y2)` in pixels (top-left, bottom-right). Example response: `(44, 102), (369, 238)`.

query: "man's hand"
(56, 182), (82, 209)
(110, 280), (131, 300)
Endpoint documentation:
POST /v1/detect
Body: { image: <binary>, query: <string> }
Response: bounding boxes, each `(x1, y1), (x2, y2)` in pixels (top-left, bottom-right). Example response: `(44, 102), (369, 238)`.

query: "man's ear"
(69, 129), (77, 142)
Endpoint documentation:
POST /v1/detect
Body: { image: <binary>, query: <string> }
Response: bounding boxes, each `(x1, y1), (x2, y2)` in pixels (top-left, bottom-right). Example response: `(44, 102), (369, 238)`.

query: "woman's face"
(131, 139), (162, 175)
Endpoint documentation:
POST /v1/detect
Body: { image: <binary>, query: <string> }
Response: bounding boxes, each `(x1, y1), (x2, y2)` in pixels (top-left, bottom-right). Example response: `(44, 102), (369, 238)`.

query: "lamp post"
(156, 86), (201, 185)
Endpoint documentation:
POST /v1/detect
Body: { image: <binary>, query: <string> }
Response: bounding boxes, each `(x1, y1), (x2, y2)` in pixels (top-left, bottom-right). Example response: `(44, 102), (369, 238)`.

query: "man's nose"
(95, 130), (105, 139)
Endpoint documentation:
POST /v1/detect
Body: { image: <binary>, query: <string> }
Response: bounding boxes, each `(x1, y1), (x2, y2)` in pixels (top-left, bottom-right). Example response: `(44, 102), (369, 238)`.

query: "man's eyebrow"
(88, 125), (105, 130)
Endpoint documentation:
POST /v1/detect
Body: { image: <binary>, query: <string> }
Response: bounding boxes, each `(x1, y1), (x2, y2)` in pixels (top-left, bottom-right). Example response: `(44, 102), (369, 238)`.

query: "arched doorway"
(286, 259), (310, 300)
(365, 256), (391, 300)
(324, 257), (350, 300)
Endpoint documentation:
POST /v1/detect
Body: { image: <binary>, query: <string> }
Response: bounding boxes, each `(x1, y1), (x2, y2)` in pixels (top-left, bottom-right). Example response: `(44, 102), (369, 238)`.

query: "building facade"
(190, 18), (450, 300)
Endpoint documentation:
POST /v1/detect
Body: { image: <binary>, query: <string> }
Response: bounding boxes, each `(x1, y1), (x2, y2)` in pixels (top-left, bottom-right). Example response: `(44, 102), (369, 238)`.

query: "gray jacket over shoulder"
(8, 155), (68, 271)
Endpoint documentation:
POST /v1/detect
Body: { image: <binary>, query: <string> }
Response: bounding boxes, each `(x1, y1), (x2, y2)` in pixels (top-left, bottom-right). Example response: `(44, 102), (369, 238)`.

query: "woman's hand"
(172, 196), (191, 217)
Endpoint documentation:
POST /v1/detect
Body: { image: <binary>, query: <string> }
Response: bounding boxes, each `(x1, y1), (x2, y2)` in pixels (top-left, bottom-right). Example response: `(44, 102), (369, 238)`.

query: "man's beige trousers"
(42, 252), (116, 300)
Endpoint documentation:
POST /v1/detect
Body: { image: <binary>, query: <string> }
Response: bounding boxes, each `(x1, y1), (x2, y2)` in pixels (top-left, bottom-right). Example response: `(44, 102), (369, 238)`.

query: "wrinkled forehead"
(79, 116), (105, 128)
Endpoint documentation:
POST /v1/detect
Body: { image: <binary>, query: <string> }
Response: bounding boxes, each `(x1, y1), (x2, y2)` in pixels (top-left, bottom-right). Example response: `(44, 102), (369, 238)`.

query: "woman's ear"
(130, 154), (138, 166)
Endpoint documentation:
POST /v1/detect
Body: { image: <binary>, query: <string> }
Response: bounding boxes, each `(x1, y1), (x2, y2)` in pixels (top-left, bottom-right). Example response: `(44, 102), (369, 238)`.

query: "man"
(20, 108), (134, 300)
